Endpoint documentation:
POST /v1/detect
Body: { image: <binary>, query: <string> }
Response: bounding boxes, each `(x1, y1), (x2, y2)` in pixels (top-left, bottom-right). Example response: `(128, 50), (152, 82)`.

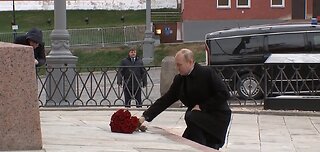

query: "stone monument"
(0, 42), (43, 150)
(160, 56), (181, 107)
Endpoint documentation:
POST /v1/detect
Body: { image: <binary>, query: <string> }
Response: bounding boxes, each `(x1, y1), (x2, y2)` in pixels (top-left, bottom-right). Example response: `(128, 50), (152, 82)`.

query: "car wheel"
(237, 74), (263, 99)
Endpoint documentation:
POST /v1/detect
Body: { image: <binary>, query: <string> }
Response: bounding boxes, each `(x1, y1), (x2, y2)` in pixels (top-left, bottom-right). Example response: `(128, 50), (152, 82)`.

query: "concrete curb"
(39, 106), (320, 117)
(39, 107), (186, 112)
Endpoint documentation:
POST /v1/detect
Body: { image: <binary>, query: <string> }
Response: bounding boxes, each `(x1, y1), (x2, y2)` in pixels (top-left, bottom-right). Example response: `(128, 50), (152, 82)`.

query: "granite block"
(160, 56), (181, 107)
(0, 42), (42, 150)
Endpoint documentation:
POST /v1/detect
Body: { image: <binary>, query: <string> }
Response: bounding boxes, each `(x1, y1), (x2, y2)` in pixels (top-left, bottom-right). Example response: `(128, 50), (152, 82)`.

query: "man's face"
(175, 53), (193, 76)
(28, 40), (39, 49)
(129, 50), (137, 58)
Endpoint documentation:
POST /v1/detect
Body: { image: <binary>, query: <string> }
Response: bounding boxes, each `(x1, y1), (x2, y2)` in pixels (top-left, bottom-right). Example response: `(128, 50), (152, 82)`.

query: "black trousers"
(182, 111), (221, 150)
(124, 87), (142, 108)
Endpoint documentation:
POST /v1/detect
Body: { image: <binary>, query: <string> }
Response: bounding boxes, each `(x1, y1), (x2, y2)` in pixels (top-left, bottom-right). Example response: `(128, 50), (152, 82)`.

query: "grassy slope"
(0, 9), (177, 33)
(0, 10), (146, 33)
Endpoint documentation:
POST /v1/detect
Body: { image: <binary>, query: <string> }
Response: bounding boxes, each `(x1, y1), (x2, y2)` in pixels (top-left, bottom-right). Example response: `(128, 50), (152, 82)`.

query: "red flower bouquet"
(109, 109), (142, 134)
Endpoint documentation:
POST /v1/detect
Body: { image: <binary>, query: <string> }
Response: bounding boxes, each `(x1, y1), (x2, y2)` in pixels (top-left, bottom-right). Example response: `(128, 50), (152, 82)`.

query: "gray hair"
(176, 48), (194, 62)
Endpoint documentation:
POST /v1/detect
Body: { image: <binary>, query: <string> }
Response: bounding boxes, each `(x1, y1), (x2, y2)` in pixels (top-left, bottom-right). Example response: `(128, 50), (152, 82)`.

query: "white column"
(142, 0), (155, 65)
(46, 0), (78, 106)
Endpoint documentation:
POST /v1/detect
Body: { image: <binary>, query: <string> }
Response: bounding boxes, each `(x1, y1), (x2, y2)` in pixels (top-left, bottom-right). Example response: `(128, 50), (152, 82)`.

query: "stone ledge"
(39, 106), (320, 117)
(0, 149), (46, 152)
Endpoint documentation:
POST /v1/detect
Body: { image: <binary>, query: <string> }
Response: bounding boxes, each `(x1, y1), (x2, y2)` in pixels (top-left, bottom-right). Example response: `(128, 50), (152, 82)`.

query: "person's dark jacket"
(142, 63), (231, 146)
(14, 28), (46, 67)
(117, 56), (147, 89)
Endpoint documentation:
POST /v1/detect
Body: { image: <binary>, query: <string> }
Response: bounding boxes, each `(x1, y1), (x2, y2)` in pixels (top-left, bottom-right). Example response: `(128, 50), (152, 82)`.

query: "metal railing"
(0, 25), (146, 47)
(37, 66), (160, 107)
(213, 63), (320, 106)
(151, 11), (181, 23)
(37, 64), (320, 107)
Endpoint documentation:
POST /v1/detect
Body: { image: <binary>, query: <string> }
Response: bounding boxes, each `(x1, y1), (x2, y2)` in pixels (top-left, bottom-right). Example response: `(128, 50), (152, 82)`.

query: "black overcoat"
(14, 35), (46, 67)
(143, 63), (231, 145)
(117, 56), (147, 89)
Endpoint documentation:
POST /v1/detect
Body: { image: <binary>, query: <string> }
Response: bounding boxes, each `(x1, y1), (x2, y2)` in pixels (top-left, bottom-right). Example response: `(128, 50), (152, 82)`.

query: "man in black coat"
(139, 48), (231, 150)
(14, 28), (46, 67)
(117, 48), (147, 108)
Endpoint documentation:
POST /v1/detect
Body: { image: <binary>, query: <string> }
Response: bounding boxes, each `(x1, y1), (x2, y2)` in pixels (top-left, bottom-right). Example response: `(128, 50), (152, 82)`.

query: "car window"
(212, 36), (262, 55)
(238, 36), (262, 54)
(307, 32), (320, 52)
(267, 33), (305, 53)
(208, 38), (240, 55)
(216, 37), (242, 55)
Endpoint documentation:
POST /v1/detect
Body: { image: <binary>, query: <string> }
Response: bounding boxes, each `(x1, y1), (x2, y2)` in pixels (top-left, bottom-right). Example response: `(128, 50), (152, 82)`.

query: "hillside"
(0, 9), (176, 33)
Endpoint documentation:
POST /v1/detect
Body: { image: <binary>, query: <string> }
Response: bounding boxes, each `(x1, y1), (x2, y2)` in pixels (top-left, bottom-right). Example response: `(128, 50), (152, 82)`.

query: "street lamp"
(121, 16), (125, 24)
(12, 0), (17, 40)
(47, 18), (52, 26)
(84, 17), (89, 25)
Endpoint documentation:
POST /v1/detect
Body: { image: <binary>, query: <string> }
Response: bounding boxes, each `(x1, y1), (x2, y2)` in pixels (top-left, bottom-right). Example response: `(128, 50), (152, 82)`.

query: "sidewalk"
(40, 108), (214, 152)
(39, 108), (320, 152)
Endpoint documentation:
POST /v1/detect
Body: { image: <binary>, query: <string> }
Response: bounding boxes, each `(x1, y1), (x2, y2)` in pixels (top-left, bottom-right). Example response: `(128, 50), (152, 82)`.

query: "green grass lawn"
(72, 48), (205, 67)
(71, 42), (206, 67)
(0, 10), (145, 32)
(0, 9), (177, 33)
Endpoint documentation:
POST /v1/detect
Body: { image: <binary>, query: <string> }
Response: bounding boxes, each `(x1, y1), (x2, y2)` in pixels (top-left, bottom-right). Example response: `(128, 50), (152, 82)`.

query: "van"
(205, 23), (320, 99)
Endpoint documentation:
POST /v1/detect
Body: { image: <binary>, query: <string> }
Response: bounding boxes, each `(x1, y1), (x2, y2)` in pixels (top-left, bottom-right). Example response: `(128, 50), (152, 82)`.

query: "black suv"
(205, 23), (320, 99)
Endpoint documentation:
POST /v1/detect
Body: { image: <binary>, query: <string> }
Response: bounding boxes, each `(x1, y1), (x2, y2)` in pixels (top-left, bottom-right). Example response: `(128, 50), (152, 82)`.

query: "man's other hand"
(192, 104), (201, 111)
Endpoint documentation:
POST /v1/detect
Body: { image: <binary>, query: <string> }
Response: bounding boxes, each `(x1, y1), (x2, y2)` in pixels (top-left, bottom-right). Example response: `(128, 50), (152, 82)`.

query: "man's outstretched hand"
(139, 116), (145, 124)
(138, 116), (147, 132)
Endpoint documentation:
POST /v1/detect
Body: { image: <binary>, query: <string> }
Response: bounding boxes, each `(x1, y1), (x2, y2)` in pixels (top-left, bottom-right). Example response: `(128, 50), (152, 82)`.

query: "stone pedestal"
(45, 56), (77, 106)
(142, 31), (155, 65)
(0, 42), (42, 150)
(160, 56), (181, 107)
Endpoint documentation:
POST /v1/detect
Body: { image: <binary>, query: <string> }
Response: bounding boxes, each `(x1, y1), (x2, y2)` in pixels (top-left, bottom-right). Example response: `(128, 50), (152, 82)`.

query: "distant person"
(138, 48), (231, 150)
(14, 28), (46, 67)
(117, 48), (147, 108)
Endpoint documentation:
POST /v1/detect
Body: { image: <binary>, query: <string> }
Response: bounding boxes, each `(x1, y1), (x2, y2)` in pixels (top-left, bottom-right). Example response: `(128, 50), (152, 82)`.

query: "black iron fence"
(37, 64), (320, 107)
(37, 66), (160, 107)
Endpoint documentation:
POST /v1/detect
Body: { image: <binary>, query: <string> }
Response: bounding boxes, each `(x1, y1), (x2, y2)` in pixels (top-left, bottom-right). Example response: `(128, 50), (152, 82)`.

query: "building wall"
(307, 0), (313, 17)
(181, 0), (318, 42)
(182, 0), (297, 20)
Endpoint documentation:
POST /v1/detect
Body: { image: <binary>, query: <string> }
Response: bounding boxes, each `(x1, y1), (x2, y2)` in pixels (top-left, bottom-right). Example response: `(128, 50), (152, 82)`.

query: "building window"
(271, 0), (285, 8)
(237, 0), (251, 8)
(217, 0), (231, 8)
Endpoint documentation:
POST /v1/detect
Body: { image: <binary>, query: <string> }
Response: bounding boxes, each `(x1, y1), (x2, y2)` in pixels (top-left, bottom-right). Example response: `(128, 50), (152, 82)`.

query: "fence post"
(123, 26), (127, 44)
(100, 28), (105, 47)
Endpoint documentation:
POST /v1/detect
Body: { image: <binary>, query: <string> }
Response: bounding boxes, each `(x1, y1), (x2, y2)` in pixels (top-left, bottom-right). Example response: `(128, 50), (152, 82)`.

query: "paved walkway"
(38, 107), (320, 152)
